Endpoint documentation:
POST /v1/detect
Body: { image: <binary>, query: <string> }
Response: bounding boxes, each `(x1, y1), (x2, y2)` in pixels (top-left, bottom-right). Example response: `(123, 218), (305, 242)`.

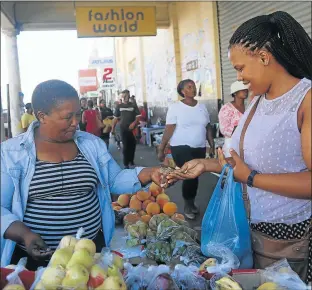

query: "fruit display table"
(141, 126), (165, 147)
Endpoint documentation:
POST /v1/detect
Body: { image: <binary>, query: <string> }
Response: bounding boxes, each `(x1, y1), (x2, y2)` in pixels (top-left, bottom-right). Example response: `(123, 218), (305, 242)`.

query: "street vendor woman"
(1, 79), (167, 270)
(169, 11), (312, 283)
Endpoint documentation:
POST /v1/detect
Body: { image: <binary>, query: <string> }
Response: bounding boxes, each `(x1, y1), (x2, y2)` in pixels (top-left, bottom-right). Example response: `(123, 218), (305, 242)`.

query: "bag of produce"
(171, 264), (209, 290)
(149, 213), (169, 231)
(124, 213), (141, 230)
(179, 244), (207, 267)
(3, 257), (27, 290)
(115, 207), (137, 225)
(170, 230), (198, 257)
(32, 227), (99, 290)
(146, 265), (179, 290)
(201, 164), (253, 269)
(199, 243), (240, 275)
(146, 228), (157, 243)
(146, 241), (172, 263)
(257, 259), (308, 290)
(156, 219), (181, 241)
(124, 263), (150, 290)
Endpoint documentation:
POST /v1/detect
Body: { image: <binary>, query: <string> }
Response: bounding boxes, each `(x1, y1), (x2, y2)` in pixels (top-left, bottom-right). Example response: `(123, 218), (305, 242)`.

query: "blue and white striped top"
(20, 151), (102, 250)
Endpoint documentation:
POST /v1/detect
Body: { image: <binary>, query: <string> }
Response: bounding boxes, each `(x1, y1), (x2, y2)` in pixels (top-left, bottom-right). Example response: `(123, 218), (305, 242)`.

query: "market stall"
(2, 181), (308, 290)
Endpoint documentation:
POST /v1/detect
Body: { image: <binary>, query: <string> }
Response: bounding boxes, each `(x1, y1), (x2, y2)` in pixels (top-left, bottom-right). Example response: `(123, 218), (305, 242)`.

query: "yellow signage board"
(75, 6), (157, 38)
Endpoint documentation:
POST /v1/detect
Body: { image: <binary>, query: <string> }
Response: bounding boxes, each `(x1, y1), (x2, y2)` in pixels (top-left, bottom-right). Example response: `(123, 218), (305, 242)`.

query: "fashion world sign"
(75, 6), (157, 37)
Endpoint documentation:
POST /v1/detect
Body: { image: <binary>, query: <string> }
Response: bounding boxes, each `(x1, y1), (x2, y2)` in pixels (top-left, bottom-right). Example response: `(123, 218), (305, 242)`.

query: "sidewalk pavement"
(109, 137), (219, 237)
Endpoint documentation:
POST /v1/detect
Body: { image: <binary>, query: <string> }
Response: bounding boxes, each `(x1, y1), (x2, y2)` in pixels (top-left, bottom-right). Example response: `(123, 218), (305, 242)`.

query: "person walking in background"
(112, 100), (122, 150)
(169, 11), (311, 283)
(158, 79), (215, 219)
(82, 100), (102, 137)
(218, 81), (248, 157)
(79, 97), (88, 131)
(113, 90), (141, 169)
(99, 100), (114, 148)
(19, 103), (36, 132)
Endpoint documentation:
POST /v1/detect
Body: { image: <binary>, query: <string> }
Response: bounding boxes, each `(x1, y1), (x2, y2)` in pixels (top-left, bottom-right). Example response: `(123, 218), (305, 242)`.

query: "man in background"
(79, 97), (87, 131)
(99, 99), (114, 148)
(19, 103), (36, 132)
(112, 90), (141, 168)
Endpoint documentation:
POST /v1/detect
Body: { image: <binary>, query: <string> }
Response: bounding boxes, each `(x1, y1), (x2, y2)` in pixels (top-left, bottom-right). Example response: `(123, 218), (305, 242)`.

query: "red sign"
(78, 69), (98, 94)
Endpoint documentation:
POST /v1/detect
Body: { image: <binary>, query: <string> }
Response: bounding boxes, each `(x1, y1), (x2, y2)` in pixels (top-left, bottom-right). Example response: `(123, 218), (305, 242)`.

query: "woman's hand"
(168, 159), (206, 180)
(218, 148), (251, 183)
(149, 167), (177, 188)
(23, 232), (53, 261)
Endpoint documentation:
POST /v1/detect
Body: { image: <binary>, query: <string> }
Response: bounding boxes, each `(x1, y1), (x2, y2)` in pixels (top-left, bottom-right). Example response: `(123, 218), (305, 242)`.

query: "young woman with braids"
(158, 79), (215, 219)
(169, 11), (312, 282)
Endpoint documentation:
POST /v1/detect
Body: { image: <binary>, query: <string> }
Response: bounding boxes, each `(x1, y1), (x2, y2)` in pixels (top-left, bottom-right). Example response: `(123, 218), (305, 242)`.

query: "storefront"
(217, 2), (312, 104)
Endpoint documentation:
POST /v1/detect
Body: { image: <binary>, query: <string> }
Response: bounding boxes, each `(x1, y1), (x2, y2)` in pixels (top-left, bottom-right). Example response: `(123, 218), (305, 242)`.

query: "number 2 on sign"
(103, 68), (113, 81)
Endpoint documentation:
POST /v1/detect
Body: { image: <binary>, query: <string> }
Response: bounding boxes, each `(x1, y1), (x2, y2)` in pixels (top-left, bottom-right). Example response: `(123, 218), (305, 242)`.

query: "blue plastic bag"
(201, 164), (253, 269)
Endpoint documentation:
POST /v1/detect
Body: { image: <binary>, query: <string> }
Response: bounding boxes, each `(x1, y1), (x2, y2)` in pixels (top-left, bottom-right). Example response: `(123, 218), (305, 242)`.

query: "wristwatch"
(247, 170), (259, 187)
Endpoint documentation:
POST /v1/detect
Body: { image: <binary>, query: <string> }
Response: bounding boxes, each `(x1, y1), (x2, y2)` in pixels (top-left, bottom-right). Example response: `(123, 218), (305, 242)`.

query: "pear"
(59, 235), (78, 250)
(50, 247), (73, 267)
(67, 248), (94, 270)
(113, 254), (124, 270)
(257, 282), (280, 290)
(34, 281), (44, 290)
(62, 264), (89, 289)
(75, 238), (96, 256)
(199, 258), (217, 271)
(41, 266), (66, 290)
(3, 285), (25, 290)
(107, 264), (121, 277)
(96, 276), (126, 290)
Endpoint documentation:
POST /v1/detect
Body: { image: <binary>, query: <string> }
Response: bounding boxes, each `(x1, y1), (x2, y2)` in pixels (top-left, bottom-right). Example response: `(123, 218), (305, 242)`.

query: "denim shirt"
(1, 121), (145, 266)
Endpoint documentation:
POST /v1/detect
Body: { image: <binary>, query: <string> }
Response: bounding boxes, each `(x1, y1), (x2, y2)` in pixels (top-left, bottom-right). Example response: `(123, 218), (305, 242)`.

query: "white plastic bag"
(171, 264), (209, 290)
(202, 243), (240, 274)
(261, 259), (309, 290)
(147, 265), (179, 290)
(3, 258), (27, 290)
(124, 263), (150, 290)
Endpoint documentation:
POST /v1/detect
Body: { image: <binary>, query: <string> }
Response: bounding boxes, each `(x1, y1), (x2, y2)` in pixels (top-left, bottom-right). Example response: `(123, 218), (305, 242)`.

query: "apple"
(75, 238), (96, 256)
(41, 266), (66, 290)
(67, 248), (94, 270)
(96, 276), (126, 290)
(62, 264), (89, 289)
(3, 285), (25, 290)
(50, 247), (73, 268)
(59, 235), (77, 250)
(88, 264), (108, 288)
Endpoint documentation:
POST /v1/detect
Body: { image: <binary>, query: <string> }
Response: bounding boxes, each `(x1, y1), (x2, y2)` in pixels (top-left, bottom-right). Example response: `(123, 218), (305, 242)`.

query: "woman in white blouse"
(158, 79), (214, 219)
(218, 81), (248, 157)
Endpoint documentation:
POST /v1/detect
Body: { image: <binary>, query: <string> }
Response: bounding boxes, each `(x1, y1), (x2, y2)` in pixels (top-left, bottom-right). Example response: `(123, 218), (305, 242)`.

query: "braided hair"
(177, 79), (195, 98)
(229, 11), (312, 80)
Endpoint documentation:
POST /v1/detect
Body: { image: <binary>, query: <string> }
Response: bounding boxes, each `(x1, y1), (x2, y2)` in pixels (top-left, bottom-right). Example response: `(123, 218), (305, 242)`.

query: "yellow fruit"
(75, 238), (96, 256)
(117, 194), (130, 207)
(50, 247), (73, 268)
(163, 202), (178, 216)
(257, 282), (279, 290)
(146, 202), (161, 215)
(67, 248), (94, 270)
(136, 191), (151, 201)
